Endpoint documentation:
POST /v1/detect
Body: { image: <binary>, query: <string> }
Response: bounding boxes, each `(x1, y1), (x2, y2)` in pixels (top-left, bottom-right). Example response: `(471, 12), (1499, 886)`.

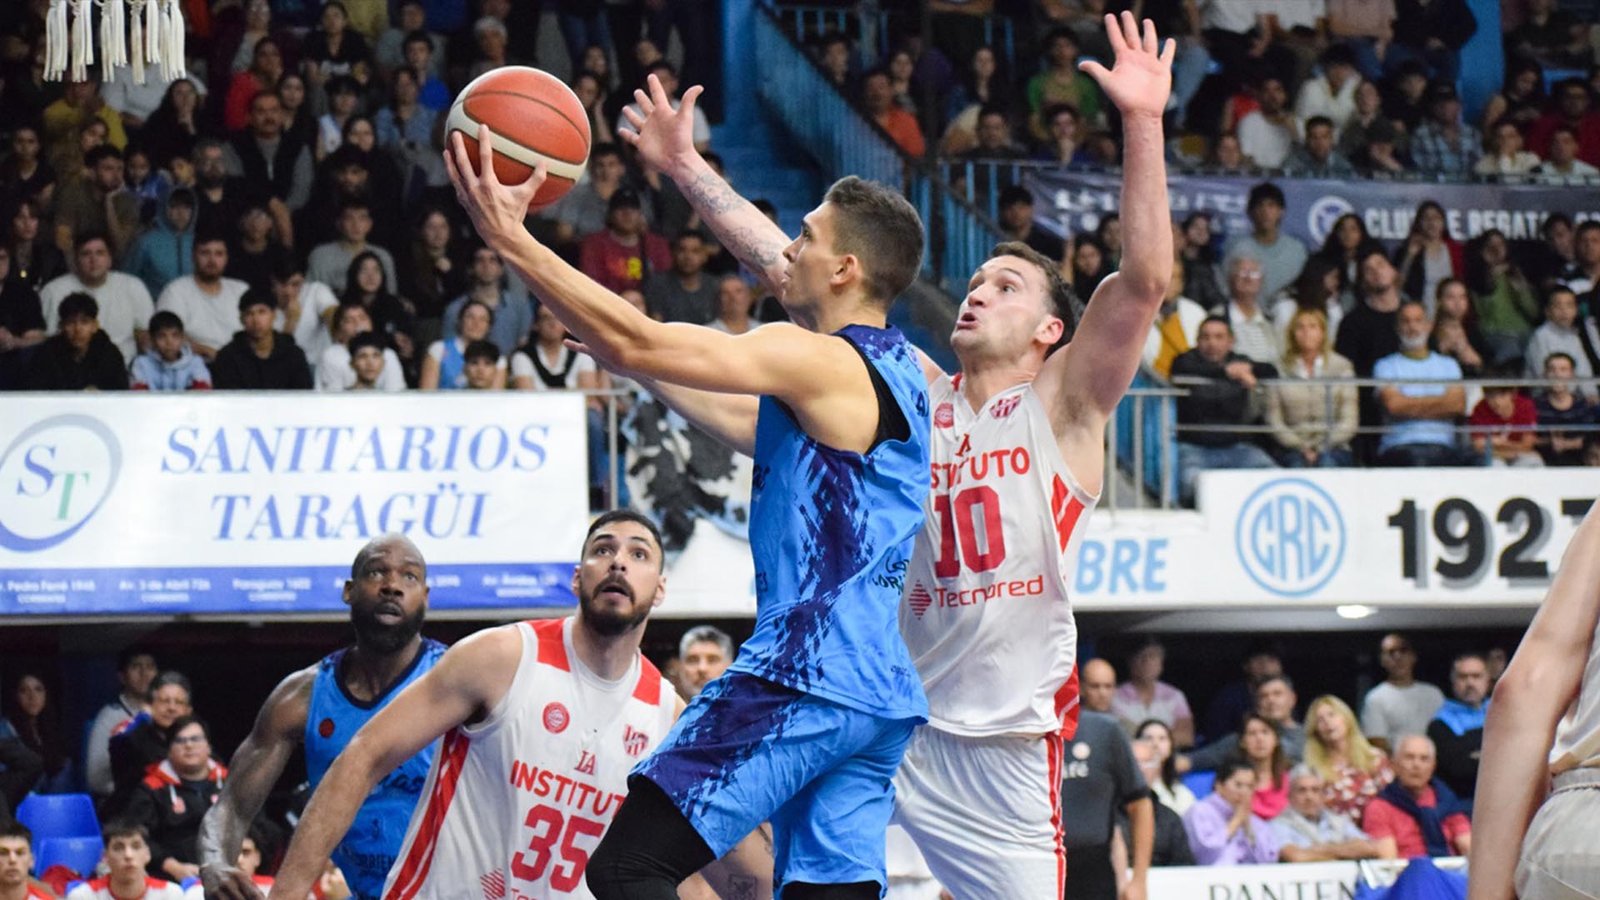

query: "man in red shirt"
(1362, 735), (1472, 858)
(1468, 382), (1542, 467)
(861, 68), (926, 157)
(1528, 79), (1600, 167)
(578, 188), (671, 294)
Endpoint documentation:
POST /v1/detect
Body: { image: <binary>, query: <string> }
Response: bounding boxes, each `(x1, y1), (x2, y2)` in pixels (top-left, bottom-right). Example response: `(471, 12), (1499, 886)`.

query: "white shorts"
(892, 726), (1064, 900)
(1517, 769), (1600, 900)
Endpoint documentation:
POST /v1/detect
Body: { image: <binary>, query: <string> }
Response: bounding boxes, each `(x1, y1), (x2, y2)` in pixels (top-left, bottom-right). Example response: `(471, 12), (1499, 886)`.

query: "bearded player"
(610, 12), (1173, 899)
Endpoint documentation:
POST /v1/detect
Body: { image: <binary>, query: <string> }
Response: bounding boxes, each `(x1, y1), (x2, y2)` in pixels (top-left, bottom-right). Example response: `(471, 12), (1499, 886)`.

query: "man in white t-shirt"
(40, 233), (154, 361)
(316, 302), (407, 392)
(1236, 75), (1296, 169)
(272, 260), (340, 370)
(1360, 633), (1445, 751)
(155, 236), (250, 360)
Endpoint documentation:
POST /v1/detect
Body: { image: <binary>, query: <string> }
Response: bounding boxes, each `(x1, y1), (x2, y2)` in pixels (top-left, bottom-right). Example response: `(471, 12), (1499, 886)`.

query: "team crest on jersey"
(622, 724), (650, 758)
(542, 702), (570, 734)
(576, 750), (597, 775)
(934, 402), (955, 428)
(990, 395), (1022, 419)
(318, 718), (335, 738)
(906, 582), (933, 618)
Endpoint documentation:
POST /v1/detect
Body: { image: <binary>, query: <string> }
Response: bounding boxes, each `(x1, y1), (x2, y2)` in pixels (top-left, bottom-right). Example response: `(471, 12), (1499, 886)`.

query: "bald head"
(1082, 658), (1116, 713)
(350, 533), (426, 580)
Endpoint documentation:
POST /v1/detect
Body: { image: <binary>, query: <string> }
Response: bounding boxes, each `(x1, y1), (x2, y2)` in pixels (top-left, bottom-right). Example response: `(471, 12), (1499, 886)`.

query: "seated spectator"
(1361, 735), (1472, 858)
(1527, 78), (1600, 168)
(222, 91), (314, 216)
(1215, 256), (1280, 366)
(1223, 183), (1308, 305)
(308, 201), (399, 294)
(316, 303), (406, 392)
(222, 37), (284, 133)
(1474, 118), (1543, 176)
(541, 144), (640, 250)
(1431, 289), (1488, 378)
(226, 205), (292, 297)
(137, 80), (204, 175)
(342, 251), (417, 366)
(53, 145), (140, 259)
(1269, 309), (1359, 467)
(1426, 653), (1489, 806)
(5, 199), (68, 294)
(1178, 214), (1226, 312)
(108, 672), (193, 817)
(1068, 235), (1113, 297)
(1273, 257), (1346, 348)
(1481, 58), (1548, 134)
(1536, 353), (1596, 465)
(1339, 81), (1404, 172)
(125, 717), (224, 882)
(941, 45), (1011, 155)
(0, 674), (71, 795)
(400, 30), (452, 112)
(1135, 720), (1197, 816)
(1128, 739), (1196, 868)
(315, 77), (363, 160)
(441, 246), (531, 356)
(1144, 256), (1207, 379)
(302, 145), (405, 261)
(952, 105), (1026, 197)
(122, 147), (172, 225)
(1410, 82), (1482, 175)
(0, 822), (54, 897)
(374, 67), (437, 153)
(1025, 29), (1102, 141)
(1306, 695), (1396, 819)
(815, 33), (854, 95)
(27, 292), (128, 390)
(678, 625), (734, 701)
(1374, 299), (1474, 466)
(1394, 202), (1463, 312)
(861, 68), (925, 157)
(1364, 632), (1447, 748)
(1525, 287), (1593, 385)
(1535, 126), (1600, 179)
(1284, 116), (1356, 176)
(995, 186), (1065, 268)
(275, 75), (320, 157)
(272, 259), (341, 372)
(1274, 765), (1397, 862)
(1112, 638), (1195, 747)
(642, 231), (718, 325)
(65, 823), (184, 900)
(209, 290), (313, 390)
(1184, 675), (1306, 772)
(1235, 712), (1293, 819)
(1171, 316), (1280, 505)
(1569, 221), (1600, 295)
(400, 208), (468, 327)
(342, 331), (392, 391)
(85, 648), (157, 803)
(1327, 0), (1396, 81)
(708, 275), (759, 335)
(1208, 133), (1250, 174)
(1466, 234), (1542, 370)
(460, 340), (502, 390)
(1235, 76), (1296, 170)
(421, 299), (505, 390)
(154, 236), (252, 361)
(1182, 760), (1281, 866)
(0, 245), (46, 357)
(579, 189), (670, 296)
(1203, 643), (1284, 747)
(42, 80), (128, 162)
(131, 312), (213, 391)
(302, 1), (372, 83)
(1294, 46), (1361, 131)
(1388, 0), (1476, 84)
(0, 125), (56, 214)
(1469, 378), (1543, 467)
(615, 62), (710, 155)
(123, 189), (197, 299)
(1505, 0), (1590, 68)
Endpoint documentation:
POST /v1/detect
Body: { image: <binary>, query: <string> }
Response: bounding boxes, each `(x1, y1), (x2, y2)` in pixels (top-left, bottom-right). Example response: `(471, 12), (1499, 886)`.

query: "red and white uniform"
(383, 618), (675, 900)
(893, 376), (1097, 900)
(66, 877), (185, 900)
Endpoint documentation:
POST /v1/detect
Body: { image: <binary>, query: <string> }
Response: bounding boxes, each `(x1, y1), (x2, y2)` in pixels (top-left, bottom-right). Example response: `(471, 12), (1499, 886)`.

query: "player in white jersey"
(265, 511), (769, 900)
(1469, 502), (1600, 900)
(66, 823), (185, 900)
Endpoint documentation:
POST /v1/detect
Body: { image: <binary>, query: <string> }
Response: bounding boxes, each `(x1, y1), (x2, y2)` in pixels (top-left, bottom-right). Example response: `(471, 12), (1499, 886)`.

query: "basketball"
(445, 66), (591, 211)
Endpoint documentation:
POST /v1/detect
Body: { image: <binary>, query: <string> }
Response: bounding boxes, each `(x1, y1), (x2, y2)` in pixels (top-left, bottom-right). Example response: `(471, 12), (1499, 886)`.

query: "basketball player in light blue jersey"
(446, 109), (931, 896)
(199, 535), (444, 900)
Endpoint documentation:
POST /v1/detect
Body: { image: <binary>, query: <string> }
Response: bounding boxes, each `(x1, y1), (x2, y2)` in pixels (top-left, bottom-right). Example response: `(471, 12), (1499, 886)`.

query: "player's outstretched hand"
(1078, 11), (1173, 120)
(444, 125), (544, 248)
(201, 864), (267, 900)
(619, 73), (705, 173)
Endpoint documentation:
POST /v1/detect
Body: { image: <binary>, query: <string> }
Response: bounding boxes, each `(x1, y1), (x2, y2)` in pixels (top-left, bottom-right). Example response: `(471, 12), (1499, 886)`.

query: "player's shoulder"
(443, 621), (527, 672)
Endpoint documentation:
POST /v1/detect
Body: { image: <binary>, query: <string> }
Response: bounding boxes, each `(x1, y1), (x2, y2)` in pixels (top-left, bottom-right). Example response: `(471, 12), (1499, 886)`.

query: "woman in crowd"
(420, 299), (505, 390)
(1394, 201), (1463, 314)
(1137, 719), (1197, 816)
(1303, 695), (1394, 819)
(0, 243), (46, 359)
(49, 119), (107, 185)
(886, 48), (918, 117)
(108, 671), (194, 816)
(341, 250), (416, 367)
(1178, 213), (1227, 311)
(1474, 118), (1543, 176)
(1235, 713), (1292, 820)
(224, 37), (284, 132)
(942, 45), (1011, 154)
(400, 208), (466, 334)
(276, 73), (319, 150)
(140, 79), (204, 173)
(0, 124), (55, 213)
(1432, 277), (1491, 377)
(1466, 229), (1542, 367)
(1479, 57), (1546, 134)
(0, 674), (72, 794)
(1316, 212), (1385, 302)
(301, 0), (371, 84)
(125, 716), (226, 883)
(1267, 308), (1358, 467)
(1272, 256), (1345, 346)
(375, 67), (436, 152)
(4, 198), (66, 291)
(1068, 234), (1113, 298)
(571, 70), (615, 148)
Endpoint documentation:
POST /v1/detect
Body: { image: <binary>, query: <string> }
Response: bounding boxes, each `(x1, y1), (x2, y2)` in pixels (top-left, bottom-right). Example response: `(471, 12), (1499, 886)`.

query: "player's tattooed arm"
(677, 171), (787, 272)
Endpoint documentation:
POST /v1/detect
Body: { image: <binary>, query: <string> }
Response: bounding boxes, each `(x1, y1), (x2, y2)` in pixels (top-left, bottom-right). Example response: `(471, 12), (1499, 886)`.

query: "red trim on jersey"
(531, 619), (570, 671)
(1046, 735), (1065, 898)
(1055, 663), (1081, 740)
(632, 657), (662, 704)
(26, 884), (55, 899)
(385, 727), (470, 900)
(1050, 477), (1086, 553)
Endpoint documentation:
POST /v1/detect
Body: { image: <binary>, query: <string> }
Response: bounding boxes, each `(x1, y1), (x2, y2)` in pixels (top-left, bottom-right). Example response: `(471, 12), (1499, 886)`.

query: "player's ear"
(650, 573), (666, 609)
(570, 566), (581, 597)
(830, 252), (858, 289)
(342, 580), (354, 607)
(1037, 314), (1065, 347)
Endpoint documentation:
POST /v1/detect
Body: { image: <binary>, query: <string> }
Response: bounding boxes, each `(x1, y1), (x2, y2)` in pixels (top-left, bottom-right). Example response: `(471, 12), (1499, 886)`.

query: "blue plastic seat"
(1181, 769), (1216, 799)
(34, 836), (104, 880)
(15, 793), (101, 846)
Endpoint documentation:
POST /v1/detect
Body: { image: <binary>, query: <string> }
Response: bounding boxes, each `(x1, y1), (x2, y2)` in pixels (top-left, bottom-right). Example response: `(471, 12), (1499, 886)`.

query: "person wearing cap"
(578, 186), (671, 295)
(26, 291), (130, 390)
(209, 288), (312, 389)
(1410, 81), (1482, 175)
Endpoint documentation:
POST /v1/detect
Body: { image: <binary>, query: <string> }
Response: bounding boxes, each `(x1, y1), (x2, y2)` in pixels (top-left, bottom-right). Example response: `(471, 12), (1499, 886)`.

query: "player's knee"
(784, 881), (883, 900)
(585, 831), (681, 900)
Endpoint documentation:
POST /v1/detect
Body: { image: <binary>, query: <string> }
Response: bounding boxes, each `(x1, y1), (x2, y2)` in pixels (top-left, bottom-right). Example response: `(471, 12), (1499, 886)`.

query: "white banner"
(1146, 860), (1358, 899)
(0, 394), (590, 615)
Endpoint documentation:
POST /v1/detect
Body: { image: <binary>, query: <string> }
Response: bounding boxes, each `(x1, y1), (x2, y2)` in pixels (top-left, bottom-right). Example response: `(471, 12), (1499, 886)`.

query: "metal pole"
(1132, 393), (1144, 510)
(1160, 394), (1174, 510)
(607, 393), (620, 510)
(1107, 399), (1120, 510)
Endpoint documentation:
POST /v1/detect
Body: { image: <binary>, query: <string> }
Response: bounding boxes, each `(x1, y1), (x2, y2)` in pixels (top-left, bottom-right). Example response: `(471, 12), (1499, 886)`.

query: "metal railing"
(771, 3), (1018, 72)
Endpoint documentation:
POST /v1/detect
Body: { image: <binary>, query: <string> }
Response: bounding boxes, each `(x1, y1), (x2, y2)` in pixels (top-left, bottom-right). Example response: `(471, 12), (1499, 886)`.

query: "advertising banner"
(0, 394), (590, 616)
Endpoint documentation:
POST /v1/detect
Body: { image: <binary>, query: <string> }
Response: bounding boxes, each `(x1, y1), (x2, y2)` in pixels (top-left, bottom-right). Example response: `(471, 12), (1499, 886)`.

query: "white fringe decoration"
(69, 0), (93, 82)
(43, 0), (184, 82)
(99, 0), (128, 82)
(159, 0), (185, 80)
(127, 0), (146, 83)
(44, 0), (69, 80)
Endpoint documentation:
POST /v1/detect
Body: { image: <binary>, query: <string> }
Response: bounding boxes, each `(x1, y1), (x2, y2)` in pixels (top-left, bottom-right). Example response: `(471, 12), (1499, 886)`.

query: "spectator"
(316, 302), (405, 391)
(1069, 235), (1114, 298)
(1202, 644), (1283, 746)
(125, 717), (225, 882)
(1, 125), (56, 214)
(341, 251), (416, 365)
(1235, 712), (1293, 819)
(1082, 658), (1117, 715)
(678, 625), (733, 700)
(542, 144), (638, 249)
(1305, 694), (1396, 819)
(1182, 760), (1280, 866)
(1171, 316), (1280, 505)
(0, 246), (46, 357)
(1274, 256), (1346, 347)
(1274, 765), (1398, 862)
(401, 208), (467, 329)
(1535, 353), (1595, 465)
(421, 299), (505, 390)
(271, 259), (341, 373)
(0, 674), (70, 794)
(1504, 0), (1588, 67)
(222, 91), (314, 215)
(1526, 287), (1592, 385)
(1374, 299), (1474, 466)
(4, 199), (68, 293)
(401, 30), (451, 112)
(307, 201), (399, 293)
(708, 275), (758, 335)
(860, 68), (925, 158)
(1223, 183), (1308, 304)
(26, 292), (128, 390)
(815, 33), (854, 94)
(1431, 278), (1489, 376)
(1409, 81), (1483, 175)
(1469, 378), (1544, 467)
(41, 233), (154, 362)
(1185, 675), (1306, 772)
(153, 236), (251, 361)
(227, 205), (292, 297)
(1474, 118), (1543, 176)
(86, 649), (157, 802)
(1328, 0), (1397, 81)
(302, 144), (405, 254)
(1388, 0), (1477, 84)
(65, 823), (184, 900)
(209, 290), (313, 390)
(275, 75), (320, 153)
(1295, 46), (1362, 131)
(951, 105), (1026, 199)
(1127, 739), (1196, 868)
(189, 140), (263, 243)
(131, 312), (213, 391)
(1361, 735), (1472, 858)
(315, 76), (363, 160)
(1235, 76), (1297, 170)
(1425, 652), (1489, 805)
(1112, 639), (1195, 747)
(42, 80), (128, 160)
(183, 826), (275, 899)
(441, 246), (530, 356)
(1349, 107), (1407, 174)
(1361, 633), (1446, 750)
(1284, 116), (1356, 176)
(0, 822), (52, 898)
(1215, 256), (1280, 366)
(993, 188), (1062, 268)
(108, 672), (193, 817)
(375, 3), (441, 78)
(342, 331), (394, 391)
(1534, 126), (1600, 179)
(1061, 702), (1152, 900)
(570, 69), (615, 151)
(121, 147), (172, 226)
(1179, 214), (1227, 312)
(1268, 308), (1359, 467)
(1480, 59), (1547, 134)
(1467, 231), (1542, 368)
(1527, 79), (1600, 167)
(1026, 29), (1102, 141)
(615, 62), (709, 154)
(1338, 81), (1394, 167)
(1135, 720), (1197, 816)
(1567, 221), (1600, 295)
(374, 67), (435, 154)
(941, 45), (1011, 155)
(1394, 201), (1463, 318)
(578, 189), (670, 296)
(52, 145), (139, 259)
(122, 189), (197, 300)
(642, 231), (718, 325)
(457, 341), (501, 390)
(222, 37), (284, 133)
(1144, 255), (1208, 379)
(1032, 103), (1090, 168)
(301, 1), (372, 84)
(139, 81), (203, 176)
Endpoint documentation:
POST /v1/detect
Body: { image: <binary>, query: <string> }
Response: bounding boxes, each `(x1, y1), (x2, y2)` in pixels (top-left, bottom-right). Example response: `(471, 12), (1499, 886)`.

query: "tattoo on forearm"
(684, 172), (742, 215)
(681, 174), (784, 268)
(723, 227), (783, 268)
(727, 876), (757, 900)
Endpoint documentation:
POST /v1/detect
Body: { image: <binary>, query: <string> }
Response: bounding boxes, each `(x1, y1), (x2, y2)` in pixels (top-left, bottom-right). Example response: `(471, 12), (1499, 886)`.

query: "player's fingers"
(647, 72), (672, 109)
(563, 338), (593, 357)
(1160, 37), (1177, 65)
(617, 126), (640, 146)
(447, 131), (476, 190)
(633, 87), (656, 117)
(680, 84), (705, 117)
(622, 103), (647, 131)
(1102, 12), (1126, 53)
(1142, 17), (1158, 54)
(1120, 10), (1141, 51)
(1078, 60), (1110, 83)
(476, 124), (499, 187)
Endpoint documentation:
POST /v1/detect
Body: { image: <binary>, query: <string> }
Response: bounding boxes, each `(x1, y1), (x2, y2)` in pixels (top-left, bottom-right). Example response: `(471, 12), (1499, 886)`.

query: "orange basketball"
(446, 66), (591, 212)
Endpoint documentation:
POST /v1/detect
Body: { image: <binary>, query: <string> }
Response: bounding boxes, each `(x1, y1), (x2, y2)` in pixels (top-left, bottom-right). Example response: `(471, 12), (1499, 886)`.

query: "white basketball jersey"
(383, 618), (676, 900)
(1551, 613), (1600, 774)
(900, 375), (1097, 739)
